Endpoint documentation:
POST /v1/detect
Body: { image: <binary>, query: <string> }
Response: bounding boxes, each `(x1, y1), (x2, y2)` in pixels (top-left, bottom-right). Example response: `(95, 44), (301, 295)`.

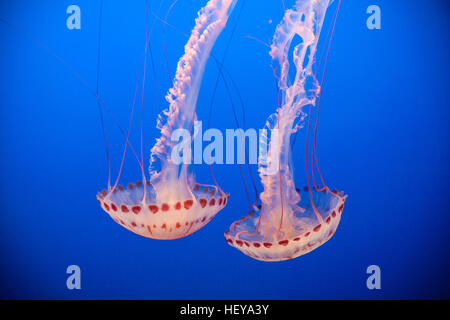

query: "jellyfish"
(224, 0), (347, 261)
(97, 0), (237, 240)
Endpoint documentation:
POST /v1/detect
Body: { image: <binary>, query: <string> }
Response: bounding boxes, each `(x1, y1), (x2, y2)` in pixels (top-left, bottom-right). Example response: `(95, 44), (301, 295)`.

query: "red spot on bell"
(184, 200), (193, 209)
(331, 211), (336, 218)
(209, 198), (216, 206)
(263, 242), (272, 248)
(313, 224), (322, 232)
(148, 205), (158, 214)
(199, 199), (207, 208)
(218, 198), (223, 205)
(110, 203), (118, 212)
(176, 222), (181, 229)
(132, 206), (141, 214)
(161, 203), (170, 211)
(293, 237), (301, 241)
(121, 205), (129, 213)
(278, 240), (289, 246)
(305, 232), (310, 237)
(174, 202), (181, 210)
(236, 240), (243, 247)
(326, 216), (331, 224)
(253, 242), (261, 248)
(103, 202), (110, 211)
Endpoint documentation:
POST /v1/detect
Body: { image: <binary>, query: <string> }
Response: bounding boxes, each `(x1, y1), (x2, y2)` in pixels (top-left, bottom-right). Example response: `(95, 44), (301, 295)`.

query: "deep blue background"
(0, 0), (449, 299)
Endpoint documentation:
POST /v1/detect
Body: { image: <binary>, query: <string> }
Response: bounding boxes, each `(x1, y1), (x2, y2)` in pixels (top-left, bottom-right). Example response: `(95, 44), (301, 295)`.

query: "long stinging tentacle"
(149, 0), (237, 181)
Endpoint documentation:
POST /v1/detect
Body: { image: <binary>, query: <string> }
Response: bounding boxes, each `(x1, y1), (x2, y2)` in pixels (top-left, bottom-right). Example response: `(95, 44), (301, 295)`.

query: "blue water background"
(0, 0), (449, 299)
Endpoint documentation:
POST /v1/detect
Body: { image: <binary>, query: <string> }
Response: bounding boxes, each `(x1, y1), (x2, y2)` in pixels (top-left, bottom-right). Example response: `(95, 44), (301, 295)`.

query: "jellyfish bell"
(97, 0), (236, 239)
(225, 187), (346, 261)
(97, 182), (229, 240)
(225, 0), (346, 261)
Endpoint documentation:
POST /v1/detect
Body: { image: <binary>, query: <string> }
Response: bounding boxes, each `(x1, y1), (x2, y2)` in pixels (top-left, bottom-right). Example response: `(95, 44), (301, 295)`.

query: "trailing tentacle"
(258, 0), (332, 233)
(149, 0), (237, 202)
